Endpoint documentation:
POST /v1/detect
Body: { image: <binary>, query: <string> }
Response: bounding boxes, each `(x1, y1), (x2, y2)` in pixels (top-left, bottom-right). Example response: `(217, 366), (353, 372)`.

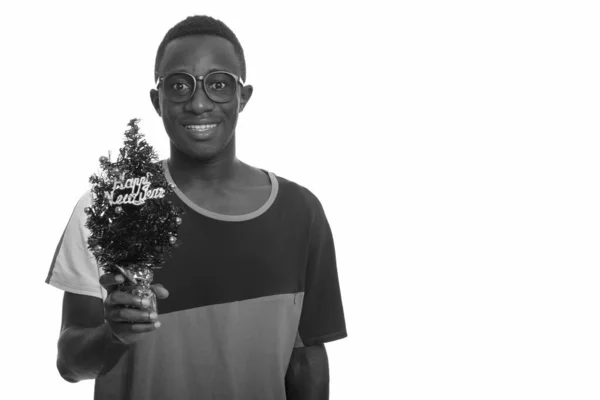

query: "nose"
(185, 83), (215, 114)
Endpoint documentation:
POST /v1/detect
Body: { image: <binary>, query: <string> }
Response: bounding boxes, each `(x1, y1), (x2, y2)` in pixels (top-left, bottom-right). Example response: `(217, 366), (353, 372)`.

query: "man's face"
(150, 35), (252, 161)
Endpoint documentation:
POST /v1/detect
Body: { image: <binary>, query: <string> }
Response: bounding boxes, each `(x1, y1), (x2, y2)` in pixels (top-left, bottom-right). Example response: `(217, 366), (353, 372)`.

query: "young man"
(46, 15), (347, 400)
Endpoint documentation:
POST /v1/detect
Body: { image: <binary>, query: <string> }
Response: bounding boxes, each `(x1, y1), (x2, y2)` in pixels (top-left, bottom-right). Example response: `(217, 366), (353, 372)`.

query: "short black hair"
(154, 15), (246, 83)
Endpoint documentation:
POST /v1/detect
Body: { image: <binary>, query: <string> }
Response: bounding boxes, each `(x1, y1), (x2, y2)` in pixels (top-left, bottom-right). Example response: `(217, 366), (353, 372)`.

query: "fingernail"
(154, 321), (161, 328)
(149, 312), (158, 320)
(141, 298), (151, 308)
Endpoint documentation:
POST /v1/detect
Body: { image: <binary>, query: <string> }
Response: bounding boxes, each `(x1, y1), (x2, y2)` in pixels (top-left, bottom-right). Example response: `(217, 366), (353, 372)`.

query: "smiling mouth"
(184, 124), (218, 131)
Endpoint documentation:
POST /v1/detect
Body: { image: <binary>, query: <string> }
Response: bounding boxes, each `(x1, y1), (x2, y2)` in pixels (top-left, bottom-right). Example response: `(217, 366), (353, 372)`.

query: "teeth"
(186, 124), (217, 132)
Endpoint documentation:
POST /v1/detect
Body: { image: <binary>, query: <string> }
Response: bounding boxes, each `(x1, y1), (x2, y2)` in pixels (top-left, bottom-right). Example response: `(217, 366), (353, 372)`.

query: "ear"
(150, 89), (161, 116)
(239, 85), (253, 113)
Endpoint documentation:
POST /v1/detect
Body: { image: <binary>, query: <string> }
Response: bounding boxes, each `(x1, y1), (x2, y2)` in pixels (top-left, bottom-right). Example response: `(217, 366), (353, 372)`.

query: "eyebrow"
(161, 67), (235, 77)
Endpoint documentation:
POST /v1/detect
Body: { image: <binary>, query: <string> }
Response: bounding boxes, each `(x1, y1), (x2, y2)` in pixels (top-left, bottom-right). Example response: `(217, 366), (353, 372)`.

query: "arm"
(284, 191), (347, 398)
(56, 292), (132, 383)
(49, 193), (162, 382)
(285, 344), (330, 400)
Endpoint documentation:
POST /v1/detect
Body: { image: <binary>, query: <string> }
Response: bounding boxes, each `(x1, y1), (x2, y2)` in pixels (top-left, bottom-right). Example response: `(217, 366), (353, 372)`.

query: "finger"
(129, 321), (161, 332)
(107, 307), (159, 323)
(99, 273), (125, 291)
(151, 284), (169, 300)
(113, 321), (162, 335)
(106, 291), (153, 309)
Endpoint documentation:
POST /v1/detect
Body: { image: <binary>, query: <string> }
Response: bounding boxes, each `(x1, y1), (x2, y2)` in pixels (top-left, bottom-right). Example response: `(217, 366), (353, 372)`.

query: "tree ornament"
(84, 207), (92, 214)
(99, 156), (108, 163)
(175, 217), (183, 225)
(85, 119), (185, 315)
(169, 183), (176, 189)
(169, 236), (177, 245)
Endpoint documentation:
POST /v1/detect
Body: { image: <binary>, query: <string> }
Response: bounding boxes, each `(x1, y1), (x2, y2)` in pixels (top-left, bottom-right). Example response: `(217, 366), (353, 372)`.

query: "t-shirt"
(45, 160), (347, 400)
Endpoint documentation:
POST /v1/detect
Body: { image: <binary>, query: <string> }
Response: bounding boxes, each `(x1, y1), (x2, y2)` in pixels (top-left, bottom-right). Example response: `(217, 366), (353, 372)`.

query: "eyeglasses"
(155, 71), (244, 104)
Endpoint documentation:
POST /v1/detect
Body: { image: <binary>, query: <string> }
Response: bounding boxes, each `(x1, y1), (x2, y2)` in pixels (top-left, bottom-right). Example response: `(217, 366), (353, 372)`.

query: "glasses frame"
(155, 71), (245, 104)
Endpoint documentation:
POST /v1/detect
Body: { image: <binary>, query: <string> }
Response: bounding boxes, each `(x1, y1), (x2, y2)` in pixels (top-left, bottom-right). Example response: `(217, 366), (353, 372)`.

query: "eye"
(172, 82), (191, 92)
(208, 81), (228, 91)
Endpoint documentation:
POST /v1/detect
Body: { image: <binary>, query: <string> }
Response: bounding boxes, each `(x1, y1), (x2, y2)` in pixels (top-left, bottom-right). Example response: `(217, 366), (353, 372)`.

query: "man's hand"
(100, 272), (169, 345)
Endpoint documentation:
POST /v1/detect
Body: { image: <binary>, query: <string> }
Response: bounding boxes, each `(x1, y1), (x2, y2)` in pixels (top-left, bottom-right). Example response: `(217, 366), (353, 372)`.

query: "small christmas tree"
(85, 119), (184, 311)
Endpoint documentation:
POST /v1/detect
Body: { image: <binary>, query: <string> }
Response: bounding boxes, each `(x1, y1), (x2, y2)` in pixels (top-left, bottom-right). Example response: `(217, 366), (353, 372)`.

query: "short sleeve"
(296, 195), (347, 347)
(45, 191), (106, 300)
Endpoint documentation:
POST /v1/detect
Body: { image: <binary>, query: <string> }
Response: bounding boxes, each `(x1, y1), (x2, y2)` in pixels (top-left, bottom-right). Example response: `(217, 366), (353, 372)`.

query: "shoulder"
(270, 172), (325, 219)
(71, 191), (94, 220)
(76, 190), (94, 207)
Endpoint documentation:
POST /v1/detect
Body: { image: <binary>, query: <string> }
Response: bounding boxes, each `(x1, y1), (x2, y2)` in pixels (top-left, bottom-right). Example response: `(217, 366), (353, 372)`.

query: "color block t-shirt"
(45, 162), (347, 400)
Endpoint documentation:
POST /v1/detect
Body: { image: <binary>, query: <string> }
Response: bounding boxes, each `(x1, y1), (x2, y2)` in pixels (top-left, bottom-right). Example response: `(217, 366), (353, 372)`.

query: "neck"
(168, 136), (241, 186)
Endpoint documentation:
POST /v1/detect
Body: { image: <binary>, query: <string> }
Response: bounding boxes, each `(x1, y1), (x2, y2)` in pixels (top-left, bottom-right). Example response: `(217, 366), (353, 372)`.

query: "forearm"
(285, 344), (330, 400)
(57, 322), (131, 383)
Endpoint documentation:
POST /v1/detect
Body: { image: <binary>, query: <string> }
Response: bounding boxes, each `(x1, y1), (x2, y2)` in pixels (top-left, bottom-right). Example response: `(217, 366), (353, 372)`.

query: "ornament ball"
(175, 217), (183, 225)
(94, 245), (102, 252)
(112, 167), (120, 175)
(115, 206), (123, 214)
(169, 236), (177, 245)
(99, 156), (108, 163)
(84, 207), (91, 214)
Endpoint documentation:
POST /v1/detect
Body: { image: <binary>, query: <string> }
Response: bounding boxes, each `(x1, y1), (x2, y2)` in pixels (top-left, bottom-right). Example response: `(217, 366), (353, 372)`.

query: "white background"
(1, 0), (599, 399)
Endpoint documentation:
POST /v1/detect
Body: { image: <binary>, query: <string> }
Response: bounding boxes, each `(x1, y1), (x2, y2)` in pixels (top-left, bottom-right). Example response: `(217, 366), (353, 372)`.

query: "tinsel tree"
(84, 119), (184, 310)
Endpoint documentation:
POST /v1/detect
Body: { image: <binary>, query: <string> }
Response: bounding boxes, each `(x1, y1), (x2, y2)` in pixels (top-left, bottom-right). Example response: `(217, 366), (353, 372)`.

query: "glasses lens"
(163, 73), (195, 103)
(204, 72), (237, 102)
